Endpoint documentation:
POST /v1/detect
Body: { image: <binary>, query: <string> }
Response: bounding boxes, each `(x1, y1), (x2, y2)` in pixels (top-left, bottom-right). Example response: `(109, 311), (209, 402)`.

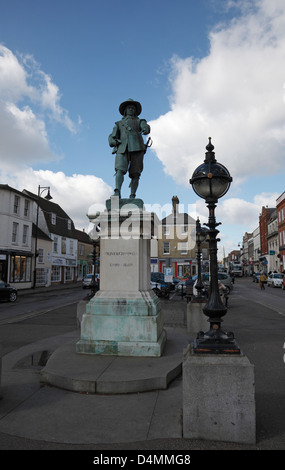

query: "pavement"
(0, 280), (284, 450)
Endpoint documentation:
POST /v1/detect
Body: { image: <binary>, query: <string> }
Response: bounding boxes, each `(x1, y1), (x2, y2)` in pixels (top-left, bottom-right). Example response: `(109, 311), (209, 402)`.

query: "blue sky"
(0, 0), (284, 258)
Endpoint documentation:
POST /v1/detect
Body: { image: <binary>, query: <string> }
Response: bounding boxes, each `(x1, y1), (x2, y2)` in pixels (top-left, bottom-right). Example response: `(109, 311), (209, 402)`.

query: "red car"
(282, 277), (285, 291)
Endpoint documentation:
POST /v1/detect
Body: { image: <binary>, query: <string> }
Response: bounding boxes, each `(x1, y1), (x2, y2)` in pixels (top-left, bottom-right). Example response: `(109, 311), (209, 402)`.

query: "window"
(10, 255), (31, 282)
(163, 225), (169, 236)
(163, 242), (170, 255)
(13, 195), (20, 214)
(24, 199), (30, 217)
(79, 244), (84, 256)
(61, 237), (66, 254)
(38, 248), (44, 263)
(65, 266), (73, 281)
(53, 237), (58, 253)
(70, 240), (74, 255)
(12, 222), (19, 244)
(67, 219), (72, 230)
(36, 268), (47, 286)
(51, 266), (60, 282)
(179, 242), (188, 254)
(22, 225), (29, 245)
(51, 213), (56, 225)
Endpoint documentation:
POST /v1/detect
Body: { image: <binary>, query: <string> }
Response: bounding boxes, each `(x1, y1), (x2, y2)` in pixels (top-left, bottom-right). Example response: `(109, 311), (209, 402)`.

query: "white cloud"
(150, 0), (285, 187)
(0, 44), (111, 231)
(3, 168), (112, 230)
(0, 44), (78, 168)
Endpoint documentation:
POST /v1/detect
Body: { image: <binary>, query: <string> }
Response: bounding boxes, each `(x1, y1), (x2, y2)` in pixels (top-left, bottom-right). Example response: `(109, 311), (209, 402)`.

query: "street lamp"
(190, 138), (240, 354)
(33, 185), (53, 288)
(195, 218), (207, 299)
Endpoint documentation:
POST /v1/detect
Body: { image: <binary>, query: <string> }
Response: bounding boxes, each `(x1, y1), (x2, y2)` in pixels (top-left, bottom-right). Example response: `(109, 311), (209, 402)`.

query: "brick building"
(276, 192), (285, 273)
(259, 206), (275, 273)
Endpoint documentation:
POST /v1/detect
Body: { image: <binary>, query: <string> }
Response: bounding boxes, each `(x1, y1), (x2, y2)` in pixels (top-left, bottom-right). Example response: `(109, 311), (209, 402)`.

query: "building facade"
(76, 229), (94, 280)
(277, 191), (285, 273)
(259, 206), (275, 274)
(0, 185), (34, 288)
(24, 189), (78, 285)
(267, 209), (279, 273)
(157, 196), (208, 278)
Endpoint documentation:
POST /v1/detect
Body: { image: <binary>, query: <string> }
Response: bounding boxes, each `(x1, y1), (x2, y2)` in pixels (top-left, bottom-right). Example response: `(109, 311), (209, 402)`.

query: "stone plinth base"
(76, 201), (165, 357)
(0, 343), (2, 399)
(183, 344), (256, 444)
(76, 329), (167, 357)
(187, 300), (208, 337)
(76, 290), (166, 357)
(77, 200), (165, 357)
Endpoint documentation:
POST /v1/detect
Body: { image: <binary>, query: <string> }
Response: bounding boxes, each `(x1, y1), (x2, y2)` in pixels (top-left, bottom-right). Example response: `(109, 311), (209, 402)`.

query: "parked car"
(150, 279), (171, 298)
(192, 272), (233, 294)
(267, 273), (284, 288)
(82, 274), (93, 288)
(82, 273), (99, 289)
(0, 281), (17, 302)
(176, 280), (186, 292)
(150, 272), (180, 290)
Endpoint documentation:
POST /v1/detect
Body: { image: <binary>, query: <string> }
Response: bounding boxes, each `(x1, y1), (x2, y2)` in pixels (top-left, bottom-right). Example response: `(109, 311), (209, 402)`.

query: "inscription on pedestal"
(101, 240), (141, 292)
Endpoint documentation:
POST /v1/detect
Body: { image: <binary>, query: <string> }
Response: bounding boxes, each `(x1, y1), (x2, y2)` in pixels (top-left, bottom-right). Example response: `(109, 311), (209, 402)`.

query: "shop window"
(51, 266), (61, 282)
(36, 268), (47, 286)
(10, 255), (31, 282)
(65, 266), (73, 281)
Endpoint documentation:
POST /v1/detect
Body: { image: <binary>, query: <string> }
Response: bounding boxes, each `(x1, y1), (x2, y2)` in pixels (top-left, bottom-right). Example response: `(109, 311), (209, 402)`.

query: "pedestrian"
(259, 272), (267, 290)
(218, 280), (228, 306)
(185, 276), (194, 303)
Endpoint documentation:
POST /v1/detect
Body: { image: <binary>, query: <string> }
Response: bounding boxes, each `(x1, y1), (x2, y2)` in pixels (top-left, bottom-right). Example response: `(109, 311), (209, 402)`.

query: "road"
(0, 285), (84, 325)
(0, 278), (284, 450)
(231, 276), (285, 316)
(0, 284), (84, 355)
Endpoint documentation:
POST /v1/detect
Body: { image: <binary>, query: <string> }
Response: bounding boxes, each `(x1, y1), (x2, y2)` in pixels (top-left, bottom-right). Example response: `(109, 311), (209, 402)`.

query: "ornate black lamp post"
(195, 218), (207, 299)
(33, 185), (52, 288)
(190, 138), (240, 354)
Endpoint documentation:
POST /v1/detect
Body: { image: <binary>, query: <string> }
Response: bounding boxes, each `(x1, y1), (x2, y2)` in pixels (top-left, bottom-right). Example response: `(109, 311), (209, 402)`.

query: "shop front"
(51, 257), (77, 284)
(0, 250), (33, 288)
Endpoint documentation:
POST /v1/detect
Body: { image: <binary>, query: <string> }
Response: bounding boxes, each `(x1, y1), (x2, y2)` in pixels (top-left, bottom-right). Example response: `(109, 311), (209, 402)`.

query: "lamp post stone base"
(183, 344), (256, 445)
(186, 299), (208, 338)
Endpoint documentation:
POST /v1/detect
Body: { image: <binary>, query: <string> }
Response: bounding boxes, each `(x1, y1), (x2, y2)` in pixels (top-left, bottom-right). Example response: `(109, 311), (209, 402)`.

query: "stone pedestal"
(76, 198), (166, 357)
(0, 343), (2, 399)
(186, 299), (208, 338)
(183, 344), (256, 444)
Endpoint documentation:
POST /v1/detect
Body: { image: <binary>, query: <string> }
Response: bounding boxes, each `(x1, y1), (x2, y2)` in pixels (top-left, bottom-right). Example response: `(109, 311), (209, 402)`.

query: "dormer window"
(51, 213), (56, 225)
(67, 219), (72, 230)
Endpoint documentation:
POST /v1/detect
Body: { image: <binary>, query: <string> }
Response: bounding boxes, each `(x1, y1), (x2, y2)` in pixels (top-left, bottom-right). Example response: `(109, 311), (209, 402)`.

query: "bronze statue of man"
(108, 99), (151, 198)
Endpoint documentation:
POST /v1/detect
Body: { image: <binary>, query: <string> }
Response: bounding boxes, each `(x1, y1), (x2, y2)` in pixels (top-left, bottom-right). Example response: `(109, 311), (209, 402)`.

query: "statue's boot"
(129, 176), (139, 198)
(113, 170), (124, 197)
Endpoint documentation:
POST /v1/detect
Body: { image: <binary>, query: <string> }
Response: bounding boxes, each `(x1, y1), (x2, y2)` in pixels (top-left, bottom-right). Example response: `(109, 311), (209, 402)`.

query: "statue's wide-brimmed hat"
(119, 99), (142, 116)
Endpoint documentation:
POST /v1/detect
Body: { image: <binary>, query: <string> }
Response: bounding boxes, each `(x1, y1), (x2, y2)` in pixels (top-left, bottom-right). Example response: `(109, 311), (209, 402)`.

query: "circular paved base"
(40, 327), (189, 394)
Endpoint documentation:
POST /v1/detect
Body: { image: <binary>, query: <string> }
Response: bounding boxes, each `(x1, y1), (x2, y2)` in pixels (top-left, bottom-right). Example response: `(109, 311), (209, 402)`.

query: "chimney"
(172, 196), (179, 217)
